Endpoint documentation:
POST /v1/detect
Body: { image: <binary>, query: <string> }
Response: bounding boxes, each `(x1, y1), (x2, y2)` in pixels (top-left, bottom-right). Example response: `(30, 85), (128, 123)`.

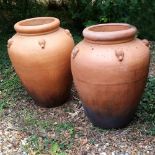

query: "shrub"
(0, 0), (155, 40)
(67, 0), (155, 40)
(0, 0), (47, 33)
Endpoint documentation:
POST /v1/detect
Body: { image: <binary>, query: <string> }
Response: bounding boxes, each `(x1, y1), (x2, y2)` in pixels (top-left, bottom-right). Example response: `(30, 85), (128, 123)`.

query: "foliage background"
(0, 0), (155, 40)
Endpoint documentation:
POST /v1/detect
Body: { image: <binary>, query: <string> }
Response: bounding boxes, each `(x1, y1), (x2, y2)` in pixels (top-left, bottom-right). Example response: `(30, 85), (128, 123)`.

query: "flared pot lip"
(83, 23), (137, 44)
(14, 17), (60, 35)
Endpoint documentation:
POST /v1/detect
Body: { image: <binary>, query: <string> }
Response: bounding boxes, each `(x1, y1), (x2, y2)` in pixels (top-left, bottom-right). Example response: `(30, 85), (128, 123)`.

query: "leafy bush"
(67, 0), (155, 40)
(0, 0), (155, 39)
(123, 0), (155, 40)
(0, 0), (47, 33)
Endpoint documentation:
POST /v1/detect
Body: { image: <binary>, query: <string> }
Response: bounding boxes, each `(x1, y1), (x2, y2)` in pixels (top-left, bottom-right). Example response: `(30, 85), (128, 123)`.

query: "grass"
(22, 134), (68, 155)
(137, 77), (155, 135)
(0, 33), (32, 111)
(20, 112), (75, 154)
(0, 33), (155, 153)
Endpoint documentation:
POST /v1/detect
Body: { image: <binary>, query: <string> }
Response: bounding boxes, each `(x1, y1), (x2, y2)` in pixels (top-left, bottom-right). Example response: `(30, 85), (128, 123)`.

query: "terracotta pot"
(8, 17), (74, 107)
(71, 23), (150, 129)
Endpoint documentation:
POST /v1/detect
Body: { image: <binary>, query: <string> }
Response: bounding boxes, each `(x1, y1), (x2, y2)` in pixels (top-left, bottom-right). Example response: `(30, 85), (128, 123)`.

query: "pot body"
(71, 24), (150, 128)
(8, 17), (74, 107)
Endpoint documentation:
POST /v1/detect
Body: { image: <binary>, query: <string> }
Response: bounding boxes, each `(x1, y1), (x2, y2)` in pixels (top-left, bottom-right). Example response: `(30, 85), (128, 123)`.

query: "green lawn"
(0, 33), (155, 154)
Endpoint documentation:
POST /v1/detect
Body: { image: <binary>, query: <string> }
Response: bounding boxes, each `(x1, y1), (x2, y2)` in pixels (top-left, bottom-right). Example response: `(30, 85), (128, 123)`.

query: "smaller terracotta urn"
(71, 23), (150, 129)
(8, 17), (74, 107)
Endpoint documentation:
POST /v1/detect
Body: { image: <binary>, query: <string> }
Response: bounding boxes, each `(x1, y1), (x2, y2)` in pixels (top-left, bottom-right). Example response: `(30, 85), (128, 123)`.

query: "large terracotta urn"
(71, 23), (150, 128)
(8, 17), (74, 107)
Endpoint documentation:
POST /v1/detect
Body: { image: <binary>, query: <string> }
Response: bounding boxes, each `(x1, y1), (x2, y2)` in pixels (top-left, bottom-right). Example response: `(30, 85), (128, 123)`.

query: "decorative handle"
(115, 49), (124, 62)
(65, 29), (72, 37)
(142, 39), (149, 47)
(38, 39), (46, 49)
(72, 47), (79, 59)
(7, 38), (14, 48)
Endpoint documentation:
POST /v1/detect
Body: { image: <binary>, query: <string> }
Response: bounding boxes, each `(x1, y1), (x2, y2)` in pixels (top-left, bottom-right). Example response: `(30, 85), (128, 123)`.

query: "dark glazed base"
(83, 105), (134, 129)
(34, 93), (70, 108)
(25, 86), (71, 108)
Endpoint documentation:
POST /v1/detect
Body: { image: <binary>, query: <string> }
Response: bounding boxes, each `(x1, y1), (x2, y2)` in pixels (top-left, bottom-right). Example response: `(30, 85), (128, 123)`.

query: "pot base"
(28, 89), (71, 108)
(35, 94), (70, 108)
(83, 105), (134, 129)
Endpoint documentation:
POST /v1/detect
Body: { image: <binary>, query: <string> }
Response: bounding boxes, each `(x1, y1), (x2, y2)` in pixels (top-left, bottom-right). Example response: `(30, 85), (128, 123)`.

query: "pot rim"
(83, 23), (137, 44)
(14, 17), (60, 35)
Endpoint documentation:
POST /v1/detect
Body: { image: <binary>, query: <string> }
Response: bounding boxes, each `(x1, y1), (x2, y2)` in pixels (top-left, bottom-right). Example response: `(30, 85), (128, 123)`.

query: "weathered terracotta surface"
(8, 17), (74, 107)
(71, 23), (150, 128)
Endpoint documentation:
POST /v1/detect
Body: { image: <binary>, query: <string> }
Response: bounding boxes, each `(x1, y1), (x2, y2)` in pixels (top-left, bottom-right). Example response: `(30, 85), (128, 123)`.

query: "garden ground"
(0, 35), (155, 155)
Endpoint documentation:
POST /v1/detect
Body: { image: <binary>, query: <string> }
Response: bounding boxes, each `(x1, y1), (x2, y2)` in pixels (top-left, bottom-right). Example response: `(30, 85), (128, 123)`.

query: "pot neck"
(83, 23), (137, 45)
(14, 17), (60, 36)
